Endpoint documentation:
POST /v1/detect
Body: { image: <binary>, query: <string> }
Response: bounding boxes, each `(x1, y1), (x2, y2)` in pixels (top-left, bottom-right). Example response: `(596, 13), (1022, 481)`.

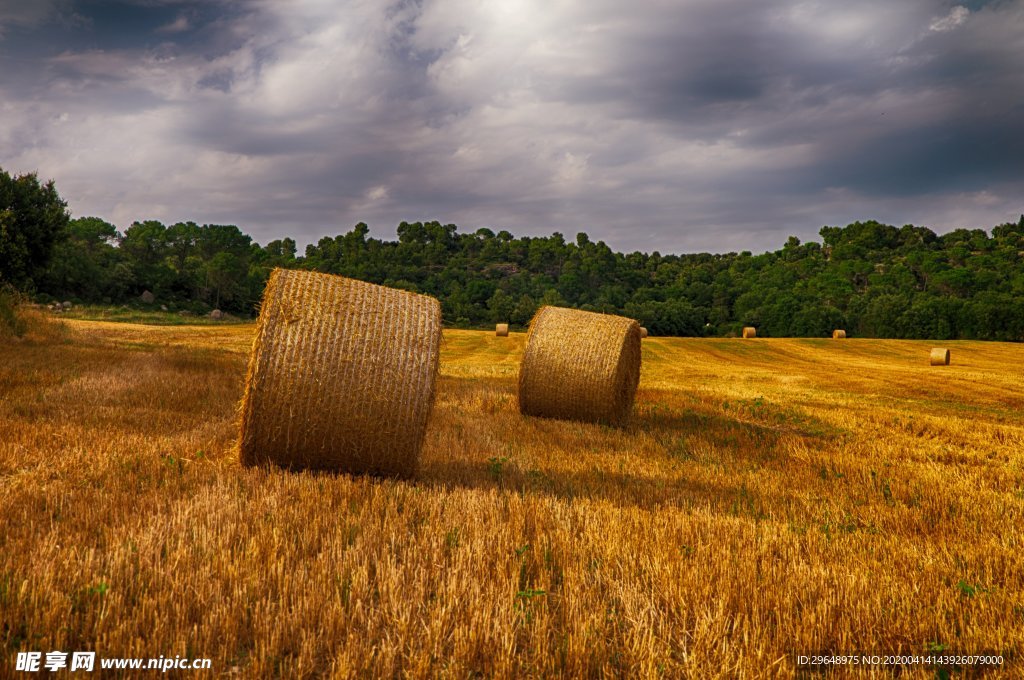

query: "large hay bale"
(742, 326), (757, 339)
(495, 323), (509, 337)
(833, 329), (846, 339)
(239, 269), (442, 476)
(639, 327), (648, 338)
(518, 306), (641, 426)
(930, 348), (950, 366)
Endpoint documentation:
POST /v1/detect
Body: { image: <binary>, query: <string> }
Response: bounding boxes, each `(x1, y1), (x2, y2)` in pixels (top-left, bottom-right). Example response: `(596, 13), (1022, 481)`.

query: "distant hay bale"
(239, 268), (442, 476)
(495, 323), (509, 337)
(833, 329), (846, 339)
(640, 327), (648, 338)
(930, 348), (950, 366)
(518, 306), (641, 426)
(742, 326), (757, 339)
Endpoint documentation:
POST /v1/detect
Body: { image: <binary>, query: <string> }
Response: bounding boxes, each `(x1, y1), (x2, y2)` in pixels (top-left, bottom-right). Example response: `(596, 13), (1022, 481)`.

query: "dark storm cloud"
(1, 0), (1022, 254)
(809, 116), (1024, 196)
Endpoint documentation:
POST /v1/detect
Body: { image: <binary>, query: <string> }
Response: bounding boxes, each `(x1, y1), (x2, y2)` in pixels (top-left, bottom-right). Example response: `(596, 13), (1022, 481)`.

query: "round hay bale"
(742, 326), (757, 339)
(239, 268), (442, 476)
(495, 323), (509, 337)
(833, 329), (846, 339)
(640, 327), (648, 338)
(930, 348), (950, 366)
(210, 309), (224, 320)
(518, 306), (641, 426)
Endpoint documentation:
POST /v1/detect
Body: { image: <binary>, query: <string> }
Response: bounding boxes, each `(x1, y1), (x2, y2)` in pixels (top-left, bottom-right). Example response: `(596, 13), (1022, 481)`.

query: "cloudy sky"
(1, 0), (1022, 253)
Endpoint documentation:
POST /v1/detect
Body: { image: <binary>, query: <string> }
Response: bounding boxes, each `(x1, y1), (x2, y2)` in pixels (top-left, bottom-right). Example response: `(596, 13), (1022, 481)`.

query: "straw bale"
(495, 323), (509, 337)
(833, 329), (846, 339)
(929, 348), (950, 366)
(742, 326), (757, 339)
(518, 306), (641, 426)
(239, 268), (442, 476)
(640, 327), (648, 338)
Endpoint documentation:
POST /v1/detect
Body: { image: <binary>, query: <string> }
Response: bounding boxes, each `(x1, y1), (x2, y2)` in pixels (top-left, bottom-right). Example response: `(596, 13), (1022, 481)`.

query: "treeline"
(4, 164), (1024, 339)
(33, 214), (1024, 340)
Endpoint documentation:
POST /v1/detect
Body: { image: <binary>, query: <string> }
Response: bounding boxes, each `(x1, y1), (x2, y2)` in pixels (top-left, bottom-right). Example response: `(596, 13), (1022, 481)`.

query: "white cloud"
(156, 14), (190, 33)
(366, 185), (388, 201)
(929, 5), (969, 33)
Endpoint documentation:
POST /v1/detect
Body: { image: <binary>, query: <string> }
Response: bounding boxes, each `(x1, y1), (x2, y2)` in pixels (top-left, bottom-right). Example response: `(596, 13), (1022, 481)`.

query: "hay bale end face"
(742, 326), (757, 339)
(239, 269), (442, 476)
(495, 323), (509, 337)
(639, 327), (648, 338)
(833, 329), (846, 339)
(930, 348), (951, 366)
(518, 306), (641, 426)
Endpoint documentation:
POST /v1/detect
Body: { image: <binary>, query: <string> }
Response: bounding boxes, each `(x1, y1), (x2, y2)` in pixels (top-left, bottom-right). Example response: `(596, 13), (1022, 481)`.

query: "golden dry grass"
(2, 322), (1023, 678)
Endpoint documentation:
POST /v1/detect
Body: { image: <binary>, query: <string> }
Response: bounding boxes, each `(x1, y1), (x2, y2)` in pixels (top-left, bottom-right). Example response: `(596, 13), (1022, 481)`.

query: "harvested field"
(1, 322), (1022, 678)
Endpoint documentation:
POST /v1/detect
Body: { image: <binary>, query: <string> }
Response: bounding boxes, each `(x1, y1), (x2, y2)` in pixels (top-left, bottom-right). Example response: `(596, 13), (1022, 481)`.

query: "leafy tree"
(40, 217), (122, 300)
(539, 288), (568, 308)
(512, 294), (537, 326)
(487, 288), (516, 324)
(120, 220), (174, 296)
(0, 168), (70, 288)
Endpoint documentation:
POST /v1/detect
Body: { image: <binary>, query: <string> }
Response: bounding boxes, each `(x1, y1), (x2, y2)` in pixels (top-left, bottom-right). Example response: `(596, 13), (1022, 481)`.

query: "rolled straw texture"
(640, 327), (649, 338)
(833, 330), (847, 339)
(495, 323), (509, 337)
(742, 326), (757, 339)
(930, 348), (950, 366)
(518, 306), (641, 426)
(239, 268), (442, 476)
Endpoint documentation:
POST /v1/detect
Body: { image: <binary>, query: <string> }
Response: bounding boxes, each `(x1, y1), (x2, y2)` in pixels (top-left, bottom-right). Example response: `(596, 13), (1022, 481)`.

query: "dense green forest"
(4, 168), (1024, 339)
(31, 215), (1024, 341)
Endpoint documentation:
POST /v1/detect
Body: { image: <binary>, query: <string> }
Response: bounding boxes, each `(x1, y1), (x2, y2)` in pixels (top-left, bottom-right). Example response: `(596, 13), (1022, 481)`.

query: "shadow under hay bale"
(833, 329), (846, 339)
(742, 326), (757, 339)
(238, 268), (442, 476)
(930, 348), (950, 366)
(495, 323), (509, 337)
(518, 306), (641, 426)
